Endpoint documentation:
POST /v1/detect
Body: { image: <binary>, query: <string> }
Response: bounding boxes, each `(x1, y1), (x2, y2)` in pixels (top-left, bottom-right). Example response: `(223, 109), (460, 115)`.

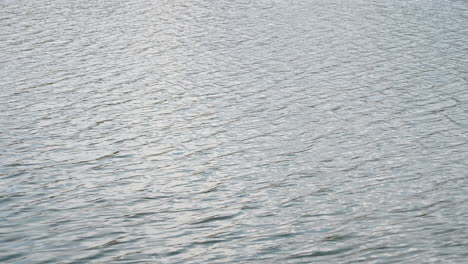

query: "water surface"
(1, 0), (467, 263)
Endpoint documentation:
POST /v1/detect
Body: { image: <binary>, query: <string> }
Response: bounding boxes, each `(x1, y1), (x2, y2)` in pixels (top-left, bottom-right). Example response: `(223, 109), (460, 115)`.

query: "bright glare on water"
(1, 0), (467, 263)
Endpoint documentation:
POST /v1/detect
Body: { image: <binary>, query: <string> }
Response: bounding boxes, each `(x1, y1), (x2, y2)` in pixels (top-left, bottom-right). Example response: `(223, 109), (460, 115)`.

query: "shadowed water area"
(1, 0), (467, 263)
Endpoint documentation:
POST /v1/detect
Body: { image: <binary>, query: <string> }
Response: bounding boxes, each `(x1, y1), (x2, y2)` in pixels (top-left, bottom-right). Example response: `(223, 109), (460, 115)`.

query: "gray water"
(1, 0), (467, 263)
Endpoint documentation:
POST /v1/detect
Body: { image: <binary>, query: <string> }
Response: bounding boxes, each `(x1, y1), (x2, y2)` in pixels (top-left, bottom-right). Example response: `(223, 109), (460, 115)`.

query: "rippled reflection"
(1, 0), (467, 263)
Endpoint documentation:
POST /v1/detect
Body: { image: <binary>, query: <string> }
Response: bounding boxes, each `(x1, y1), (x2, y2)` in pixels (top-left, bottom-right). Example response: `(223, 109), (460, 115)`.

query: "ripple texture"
(1, 0), (467, 263)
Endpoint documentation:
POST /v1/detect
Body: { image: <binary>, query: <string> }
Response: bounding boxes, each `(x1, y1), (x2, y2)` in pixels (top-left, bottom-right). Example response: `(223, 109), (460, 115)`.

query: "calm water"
(1, 0), (467, 263)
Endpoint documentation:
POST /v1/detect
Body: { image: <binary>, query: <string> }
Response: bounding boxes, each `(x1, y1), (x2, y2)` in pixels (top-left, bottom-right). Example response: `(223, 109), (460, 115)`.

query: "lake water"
(1, 0), (467, 263)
